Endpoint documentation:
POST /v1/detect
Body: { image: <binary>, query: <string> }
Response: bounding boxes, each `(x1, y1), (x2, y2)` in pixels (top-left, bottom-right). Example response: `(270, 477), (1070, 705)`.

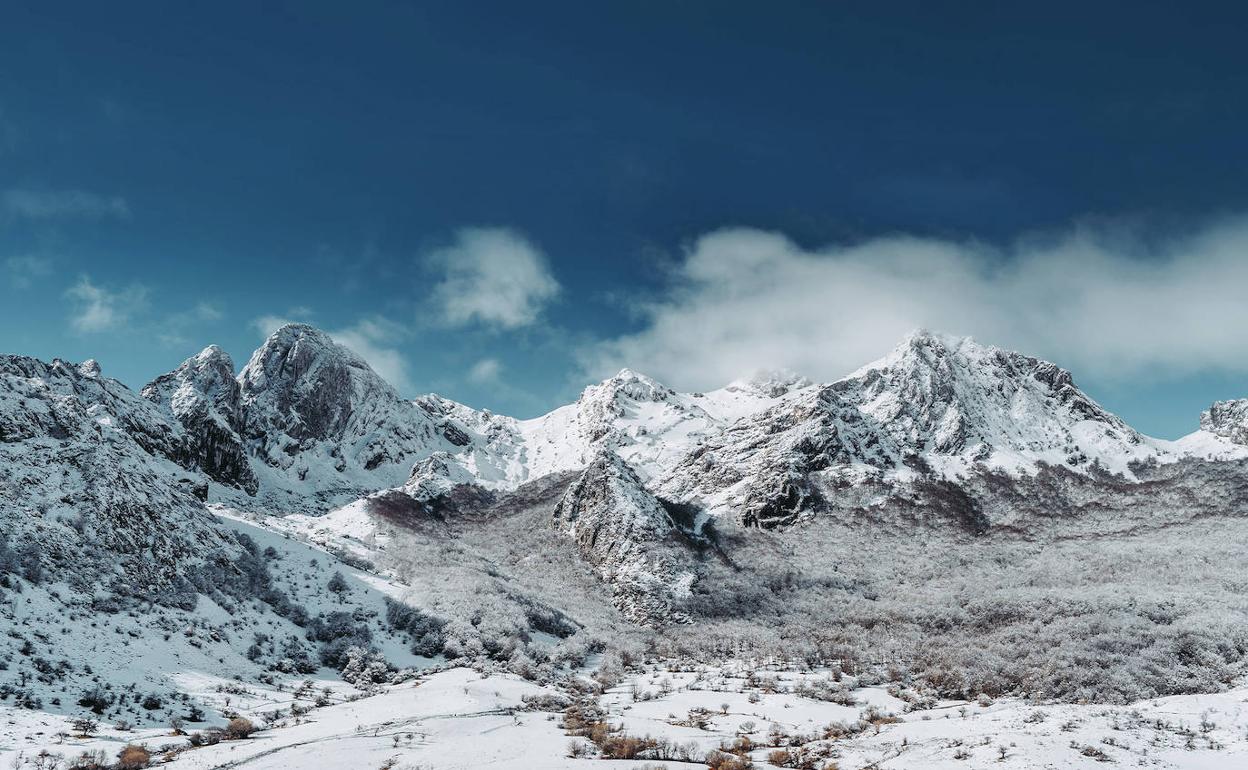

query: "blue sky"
(3, 1), (1248, 436)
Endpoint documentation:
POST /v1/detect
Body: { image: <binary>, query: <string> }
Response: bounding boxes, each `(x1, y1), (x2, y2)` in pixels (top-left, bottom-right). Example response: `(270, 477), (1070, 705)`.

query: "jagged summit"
(142, 344), (256, 494)
(724, 368), (813, 399)
(553, 447), (691, 624)
(1201, 399), (1248, 446)
(847, 328), (965, 376)
(589, 368), (677, 406)
(238, 323), (399, 432)
(660, 330), (1172, 525)
(835, 330), (1145, 466)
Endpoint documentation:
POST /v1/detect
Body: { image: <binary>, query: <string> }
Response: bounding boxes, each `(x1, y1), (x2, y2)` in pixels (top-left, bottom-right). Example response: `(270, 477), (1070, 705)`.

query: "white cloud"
(3, 189), (130, 220)
(65, 275), (147, 332)
(467, 357), (503, 384)
(585, 219), (1248, 390)
(428, 227), (560, 329)
(193, 301), (223, 322)
(4, 255), (51, 288)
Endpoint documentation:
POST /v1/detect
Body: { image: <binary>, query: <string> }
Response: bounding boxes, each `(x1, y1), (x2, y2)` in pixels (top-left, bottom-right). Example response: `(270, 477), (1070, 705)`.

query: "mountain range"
(2, 322), (1248, 718)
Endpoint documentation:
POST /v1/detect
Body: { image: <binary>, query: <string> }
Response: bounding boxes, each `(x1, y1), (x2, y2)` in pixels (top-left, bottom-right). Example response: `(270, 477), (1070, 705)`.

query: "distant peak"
(264, 322), (332, 345)
(728, 368), (812, 397)
(592, 368), (673, 403)
(612, 367), (657, 383)
(78, 359), (101, 378)
(897, 328), (973, 352)
(248, 322), (372, 372)
(192, 344), (234, 369)
(846, 329), (981, 379)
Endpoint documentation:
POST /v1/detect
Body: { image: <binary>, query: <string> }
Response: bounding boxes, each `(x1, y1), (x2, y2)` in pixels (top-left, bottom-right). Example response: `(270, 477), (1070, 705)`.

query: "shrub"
(116, 744), (150, 770)
(71, 717), (97, 736)
(77, 688), (113, 714)
(596, 733), (653, 759)
(224, 717), (256, 739)
(66, 749), (108, 770)
(705, 749), (754, 769)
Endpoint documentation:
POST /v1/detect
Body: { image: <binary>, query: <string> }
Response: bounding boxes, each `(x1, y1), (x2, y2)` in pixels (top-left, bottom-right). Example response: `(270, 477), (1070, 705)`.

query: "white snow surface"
(5, 664), (1246, 770)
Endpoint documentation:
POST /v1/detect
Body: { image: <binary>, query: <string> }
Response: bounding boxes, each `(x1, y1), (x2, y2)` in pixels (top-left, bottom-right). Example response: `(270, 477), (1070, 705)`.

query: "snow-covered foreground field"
(4, 664), (1244, 769)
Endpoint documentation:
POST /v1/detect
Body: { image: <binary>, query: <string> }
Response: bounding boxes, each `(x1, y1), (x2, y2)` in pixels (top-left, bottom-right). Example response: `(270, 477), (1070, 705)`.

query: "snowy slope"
(1172, 397), (1248, 461)
(0, 353), (230, 585)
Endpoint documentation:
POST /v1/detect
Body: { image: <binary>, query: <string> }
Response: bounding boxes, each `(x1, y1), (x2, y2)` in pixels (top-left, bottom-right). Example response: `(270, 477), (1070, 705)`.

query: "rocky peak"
(660, 330), (1171, 527)
(554, 448), (675, 543)
(839, 331), (1142, 461)
(1201, 399), (1248, 446)
(578, 369), (694, 440)
(144, 345), (240, 421)
(142, 345), (256, 494)
(578, 369), (676, 417)
(401, 451), (479, 500)
(554, 448), (691, 624)
(1, 353), (181, 454)
(238, 323), (397, 444)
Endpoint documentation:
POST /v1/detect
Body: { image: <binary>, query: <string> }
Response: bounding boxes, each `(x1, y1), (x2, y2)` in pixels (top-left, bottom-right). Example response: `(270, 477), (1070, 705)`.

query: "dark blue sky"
(3, 1), (1247, 436)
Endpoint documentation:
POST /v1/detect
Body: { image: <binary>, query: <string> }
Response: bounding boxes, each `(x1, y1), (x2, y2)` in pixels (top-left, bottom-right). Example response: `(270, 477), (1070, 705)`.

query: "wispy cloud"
(585, 218), (1248, 389)
(467, 357), (503, 384)
(157, 302), (227, 347)
(3, 188), (130, 220)
(4, 255), (52, 289)
(192, 301), (223, 322)
(428, 227), (560, 329)
(65, 275), (147, 332)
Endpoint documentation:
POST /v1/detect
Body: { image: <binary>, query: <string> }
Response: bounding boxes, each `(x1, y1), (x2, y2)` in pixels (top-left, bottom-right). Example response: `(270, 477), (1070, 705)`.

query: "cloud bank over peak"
(584, 219), (1248, 391)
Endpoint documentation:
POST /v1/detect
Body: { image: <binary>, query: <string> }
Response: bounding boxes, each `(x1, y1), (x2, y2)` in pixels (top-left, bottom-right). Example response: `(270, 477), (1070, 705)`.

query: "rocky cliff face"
(232, 324), (458, 508)
(1201, 399), (1248, 446)
(142, 345), (258, 494)
(553, 449), (693, 624)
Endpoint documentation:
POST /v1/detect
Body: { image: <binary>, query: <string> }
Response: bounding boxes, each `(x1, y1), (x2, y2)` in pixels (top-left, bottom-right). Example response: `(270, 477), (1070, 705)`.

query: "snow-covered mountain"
(11, 321), (1238, 541)
(512, 367), (811, 484)
(233, 324), (453, 507)
(1171, 397), (1248, 460)
(659, 331), (1173, 526)
(4, 321), (1248, 747)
